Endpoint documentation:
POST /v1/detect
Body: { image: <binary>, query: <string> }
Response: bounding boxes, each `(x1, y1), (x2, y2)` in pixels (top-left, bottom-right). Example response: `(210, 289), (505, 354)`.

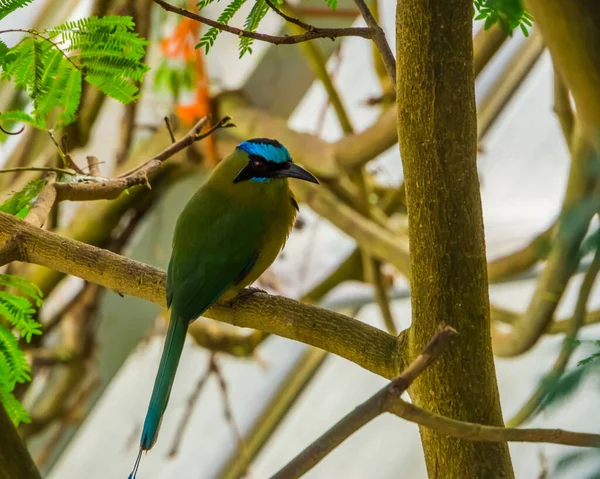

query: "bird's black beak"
(279, 163), (319, 184)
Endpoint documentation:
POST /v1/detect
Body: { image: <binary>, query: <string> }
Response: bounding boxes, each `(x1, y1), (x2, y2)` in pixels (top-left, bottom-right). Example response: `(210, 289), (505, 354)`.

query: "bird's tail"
(129, 315), (189, 479)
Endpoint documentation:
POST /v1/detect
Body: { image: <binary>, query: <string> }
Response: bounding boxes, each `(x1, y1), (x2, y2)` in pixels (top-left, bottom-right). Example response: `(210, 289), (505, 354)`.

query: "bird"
(129, 138), (318, 478)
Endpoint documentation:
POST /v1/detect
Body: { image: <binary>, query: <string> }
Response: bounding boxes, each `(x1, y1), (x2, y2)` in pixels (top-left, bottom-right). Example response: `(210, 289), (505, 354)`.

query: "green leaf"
(0, 179), (46, 216)
(239, 0), (269, 57)
(0, 274), (43, 306)
(0, 0), (35, 21)
(197, 0), (247, 54)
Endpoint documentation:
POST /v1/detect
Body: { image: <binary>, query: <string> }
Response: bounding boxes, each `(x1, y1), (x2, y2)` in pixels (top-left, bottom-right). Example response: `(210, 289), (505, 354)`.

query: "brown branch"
(274, 322), (600, 479)
(0, 403), (41, 479)
(352, 0), (396, 89)
(26, 173), (57, 228)
(85, 156), (102, 177)
(0, 211), (408, 380)
(168, 355), (213, 457)
(152, 0), (374, 43)
(271, 325), (458, 479)
(507, 249), (600, 427)
(54, 116), (232, 202)
(386, 399), (600, 448)
(265, 0), (316, 32)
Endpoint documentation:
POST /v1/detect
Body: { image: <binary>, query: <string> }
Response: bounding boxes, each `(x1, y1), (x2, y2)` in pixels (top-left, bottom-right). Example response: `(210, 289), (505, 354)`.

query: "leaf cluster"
(196, 0), (285, 57)
(0, 11), (149, 131)
(473, 0), (533, 36)
(0, 274), (43, 426)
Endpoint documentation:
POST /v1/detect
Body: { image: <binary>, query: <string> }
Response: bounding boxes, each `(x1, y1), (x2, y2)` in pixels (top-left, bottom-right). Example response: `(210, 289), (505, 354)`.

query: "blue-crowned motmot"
(129, 138), (318, 478)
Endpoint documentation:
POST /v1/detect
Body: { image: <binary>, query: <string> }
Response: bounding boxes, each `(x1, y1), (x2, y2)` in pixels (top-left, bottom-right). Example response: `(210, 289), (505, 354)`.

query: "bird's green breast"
(167, 174), (297, 319)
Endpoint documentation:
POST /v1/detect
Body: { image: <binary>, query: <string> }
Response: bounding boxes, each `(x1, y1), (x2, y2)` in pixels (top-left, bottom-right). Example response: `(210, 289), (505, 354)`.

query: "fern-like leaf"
(197, 0), (220, 9)
(0, 274), (42, 426)
(0, 274), (43, 307)
(239, 0), (270, 57)
(0, 0), (35, 21)
(0, 292), (41, 342)
(197, 0), (247, 54)
(0, 178), (46, 217)
(0, 385), (30, 425)
(47, 16), (149, 103)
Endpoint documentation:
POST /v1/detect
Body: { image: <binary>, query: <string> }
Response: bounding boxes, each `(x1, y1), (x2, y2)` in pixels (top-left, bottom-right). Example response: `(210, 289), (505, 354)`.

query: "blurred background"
(0, 0), (599, 478)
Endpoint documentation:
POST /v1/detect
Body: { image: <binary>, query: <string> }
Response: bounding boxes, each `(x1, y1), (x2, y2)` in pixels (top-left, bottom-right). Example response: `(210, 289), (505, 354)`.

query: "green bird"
(129, 138), (318, 478)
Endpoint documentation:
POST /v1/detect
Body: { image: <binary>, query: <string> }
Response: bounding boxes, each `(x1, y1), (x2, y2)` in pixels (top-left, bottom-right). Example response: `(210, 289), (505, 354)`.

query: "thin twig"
(152, 0), (374, 43)
(212, 356), (248, 471)
(0, 29), (80, 70)
(386, 399), (600, 448)
(85, 156), (102, 177)
(507, 248), (600, 427)
(272, 325), (458, 479)
(0, 124), (25, 135)
(168, 355), (214, 457)
(265, 0), (316, 32)
(52, 116), (232, 201)
(164, 116), (176, 144)
(352, 0), (396, 89)
(273, 322), (600, 479)
(0, 166), (76, 176)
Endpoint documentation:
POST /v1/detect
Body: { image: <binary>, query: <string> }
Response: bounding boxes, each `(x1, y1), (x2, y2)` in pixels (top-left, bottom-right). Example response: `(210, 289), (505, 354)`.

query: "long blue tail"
(129, 315), (189, 479)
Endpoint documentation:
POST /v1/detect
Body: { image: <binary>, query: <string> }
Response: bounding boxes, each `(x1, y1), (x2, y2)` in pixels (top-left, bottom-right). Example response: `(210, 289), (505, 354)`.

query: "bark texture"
(395, 0), (514, 477)
(0, 405), (41, 479)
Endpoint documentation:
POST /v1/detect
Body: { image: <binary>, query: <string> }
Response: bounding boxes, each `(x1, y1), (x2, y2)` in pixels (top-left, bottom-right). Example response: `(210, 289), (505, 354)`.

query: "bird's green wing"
(166, 190), (268, 322)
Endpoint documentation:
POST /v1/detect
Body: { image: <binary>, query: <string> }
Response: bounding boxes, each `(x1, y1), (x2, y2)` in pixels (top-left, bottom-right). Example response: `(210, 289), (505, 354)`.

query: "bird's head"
(231, 138), (319, 185)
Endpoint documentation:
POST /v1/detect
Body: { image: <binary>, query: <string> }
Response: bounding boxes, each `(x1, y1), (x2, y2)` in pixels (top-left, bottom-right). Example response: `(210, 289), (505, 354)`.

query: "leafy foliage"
(238, 0), (271, 57)
(0, 15), (149, 130)
(0, 274), (43, 426)
(0, 179), (46, 218)
(0, 0), (34, 21)
(473, 0), (533, 37)
(197, 0), (247, 54)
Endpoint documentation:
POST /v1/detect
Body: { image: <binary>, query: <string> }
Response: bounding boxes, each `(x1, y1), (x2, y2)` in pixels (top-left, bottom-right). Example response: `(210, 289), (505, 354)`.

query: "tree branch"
(54, 116), (232, 202)
(152, 0), (374, 44)
(0, 403), (41, 479)
(507, 248), (600, 427)
(273, 323), (600, 479)
(272, 325), (458, 479)
(0, 211), (408, 379)
(265, 0), (317, 32)
(352, 0), (396, 89)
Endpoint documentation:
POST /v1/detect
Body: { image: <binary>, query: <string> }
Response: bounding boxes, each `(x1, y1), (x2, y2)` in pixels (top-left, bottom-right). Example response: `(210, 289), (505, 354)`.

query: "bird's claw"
(233, 287), (266, 304)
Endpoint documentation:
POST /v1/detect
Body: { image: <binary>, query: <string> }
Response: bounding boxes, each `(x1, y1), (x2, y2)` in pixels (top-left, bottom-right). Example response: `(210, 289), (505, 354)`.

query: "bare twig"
(0, 124), (25, 135)
(273, 323), (600, 479)
(212, 356), (247, 469)
(0, 166), (76, 176)
(54, 116), (232, 202)
(152, 0), (374, 43)
(164, 116), (176, 144)
(168, 356), (213, 457)
(265, 0), (316, 32)
(507, 248), (600, 427)
(386, 399), (600, 448)
(272, 325), (458, 479)
(85, 156), (102, 177)
(352, 0), (396, 89)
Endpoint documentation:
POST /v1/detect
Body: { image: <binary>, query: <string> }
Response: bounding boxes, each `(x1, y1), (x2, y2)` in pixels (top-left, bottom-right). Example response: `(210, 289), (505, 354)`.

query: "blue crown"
(237, 138), (291, 164)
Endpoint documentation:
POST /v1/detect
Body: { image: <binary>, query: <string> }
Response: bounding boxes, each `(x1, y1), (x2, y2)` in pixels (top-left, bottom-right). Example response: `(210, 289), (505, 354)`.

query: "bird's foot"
(232, 287), (266, 305)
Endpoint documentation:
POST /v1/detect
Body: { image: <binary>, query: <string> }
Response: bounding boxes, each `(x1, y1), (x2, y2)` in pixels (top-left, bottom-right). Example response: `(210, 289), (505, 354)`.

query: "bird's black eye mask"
(233, 154), (292, 183)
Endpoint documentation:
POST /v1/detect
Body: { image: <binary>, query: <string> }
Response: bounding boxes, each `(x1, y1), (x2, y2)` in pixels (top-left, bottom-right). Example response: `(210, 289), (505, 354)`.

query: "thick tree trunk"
(395, 1), (514, 477)
(0, 405), (41, 479)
